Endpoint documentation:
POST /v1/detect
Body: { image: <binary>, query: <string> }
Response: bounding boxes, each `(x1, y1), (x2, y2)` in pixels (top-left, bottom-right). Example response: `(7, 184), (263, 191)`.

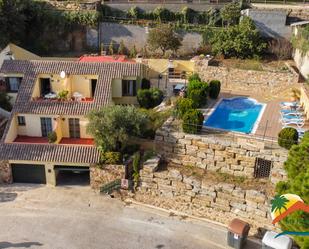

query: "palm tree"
(271, 195), (289, 214)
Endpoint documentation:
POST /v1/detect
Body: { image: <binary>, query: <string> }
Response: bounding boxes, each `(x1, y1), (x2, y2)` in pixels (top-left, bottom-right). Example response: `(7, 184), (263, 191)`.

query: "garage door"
(11, 164), (46, 184)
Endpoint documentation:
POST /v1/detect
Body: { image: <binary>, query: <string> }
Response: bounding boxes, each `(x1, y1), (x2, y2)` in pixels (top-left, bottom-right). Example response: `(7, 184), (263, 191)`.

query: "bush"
(100, 152), (122, 165)
(187, 88), (205, 108)
(275, 132), (309, 248)
(47, 131), (57, 143)
(209, 80), (221, 99)
(137, 88), (163, 109)
(132, 151), (141, 188)
(188, 73), (201, 83)
(141, 78), (151, 89)
(187, 79), (208, 107)
(182, 109), (204, 134)
(278, 127), (298, 149)
(175, 98), (194, 118)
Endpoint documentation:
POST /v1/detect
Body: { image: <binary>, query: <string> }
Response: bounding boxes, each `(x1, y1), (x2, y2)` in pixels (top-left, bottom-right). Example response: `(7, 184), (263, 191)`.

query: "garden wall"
(90, 164), (125, 190)
(99, 22), (202, 54)
(136, 165), (275, 233)
(155, 118), (288, 184)
(0, 160), (12, 184)
(195, 60), (299, 94)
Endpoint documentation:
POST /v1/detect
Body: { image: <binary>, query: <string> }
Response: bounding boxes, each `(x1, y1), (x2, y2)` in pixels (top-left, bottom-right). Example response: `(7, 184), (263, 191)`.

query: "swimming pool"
(203, 97), (266, 134)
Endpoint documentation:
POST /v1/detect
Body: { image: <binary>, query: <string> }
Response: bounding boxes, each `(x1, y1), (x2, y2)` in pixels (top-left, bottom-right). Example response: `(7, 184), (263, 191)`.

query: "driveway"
(0, 184), (259, 249)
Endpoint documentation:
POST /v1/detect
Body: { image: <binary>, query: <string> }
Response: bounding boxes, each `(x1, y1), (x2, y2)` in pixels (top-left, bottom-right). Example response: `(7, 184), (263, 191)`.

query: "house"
(0, 44), (41, 105)
(291, 21), (309, 80)
(0, 59), (147, 186)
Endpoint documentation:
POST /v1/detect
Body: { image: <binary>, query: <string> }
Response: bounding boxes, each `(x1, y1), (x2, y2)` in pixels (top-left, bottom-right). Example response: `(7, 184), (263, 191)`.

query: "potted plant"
(47, 131), (57, 144)
(58, 90), (69, 101)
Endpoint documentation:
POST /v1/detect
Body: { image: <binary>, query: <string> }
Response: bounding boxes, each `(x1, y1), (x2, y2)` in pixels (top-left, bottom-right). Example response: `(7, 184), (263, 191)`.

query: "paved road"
(0, 184), (230, 249)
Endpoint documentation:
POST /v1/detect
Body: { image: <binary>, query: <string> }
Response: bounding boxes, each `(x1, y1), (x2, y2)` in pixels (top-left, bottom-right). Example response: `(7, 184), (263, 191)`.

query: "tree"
(127, 6), (142, 19)
(108, 41), (114, 55)
(147, 25), (182, 56)
(211, 17), (266, 59)
(118, 40), (126, 55)
(87, 105), (148, 152)
(276, 132), (309, 248)
(220, 2), (241, 26)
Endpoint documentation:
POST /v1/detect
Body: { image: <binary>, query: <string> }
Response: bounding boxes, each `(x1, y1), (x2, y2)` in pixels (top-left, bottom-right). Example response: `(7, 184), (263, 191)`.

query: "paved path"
(0, 184), (232, 249)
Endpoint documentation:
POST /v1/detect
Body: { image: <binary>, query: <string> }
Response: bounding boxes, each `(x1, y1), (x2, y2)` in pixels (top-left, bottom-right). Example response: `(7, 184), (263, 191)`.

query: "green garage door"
(11, 164), (46, 184)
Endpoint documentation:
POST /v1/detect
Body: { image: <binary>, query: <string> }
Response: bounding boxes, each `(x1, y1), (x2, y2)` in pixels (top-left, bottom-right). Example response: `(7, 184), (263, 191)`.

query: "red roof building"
(78, 55), (135, 63)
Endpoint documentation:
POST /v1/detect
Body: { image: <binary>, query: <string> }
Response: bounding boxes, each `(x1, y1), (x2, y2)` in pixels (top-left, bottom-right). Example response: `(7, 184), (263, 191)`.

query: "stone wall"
(155, 118), (288, 184)
(90, 164), (125, 190)
(195, 60), (299, 94)
(0, 161), (12, 184)
(136, 165), (275, 233)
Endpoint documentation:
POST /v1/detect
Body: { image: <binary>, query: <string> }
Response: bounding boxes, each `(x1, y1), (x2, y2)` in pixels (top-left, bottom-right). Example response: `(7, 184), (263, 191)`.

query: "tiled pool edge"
(252, 102), (267, 134)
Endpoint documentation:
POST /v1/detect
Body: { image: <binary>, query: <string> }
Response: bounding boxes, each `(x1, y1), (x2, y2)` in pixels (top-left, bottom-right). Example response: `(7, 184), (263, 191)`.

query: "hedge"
(209, 80), (221, 99)
(182, 109), (204, 134)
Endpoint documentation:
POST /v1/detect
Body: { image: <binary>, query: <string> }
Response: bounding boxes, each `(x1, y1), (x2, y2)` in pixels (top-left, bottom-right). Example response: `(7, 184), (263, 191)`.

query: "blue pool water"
(204, 97), (265, 134)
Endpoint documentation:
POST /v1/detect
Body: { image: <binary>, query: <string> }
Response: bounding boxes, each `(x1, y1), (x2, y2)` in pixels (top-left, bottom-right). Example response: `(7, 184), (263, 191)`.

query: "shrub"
(137, 88), (163, 109)
(100, 152), (122, 165)
(175, 98), (194, 118)
(187, 88), (205, 108)
(209, 80), (221, 99)
(47, 131), (57, 143)
(182, 109), (204, 134)
(275, 132), (309, 248)
(278, 127), (298, 149)
(188, 73), (201, 83)
(141, 78), (151, 89)
(187, 79), (208, 107)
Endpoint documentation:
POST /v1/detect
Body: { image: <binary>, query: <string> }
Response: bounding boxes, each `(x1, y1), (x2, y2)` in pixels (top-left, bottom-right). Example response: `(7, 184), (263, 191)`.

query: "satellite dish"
(60, 71), (66, 79)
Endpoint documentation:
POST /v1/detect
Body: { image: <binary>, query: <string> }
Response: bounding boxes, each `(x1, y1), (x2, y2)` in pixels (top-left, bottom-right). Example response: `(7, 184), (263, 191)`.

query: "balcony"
(13, 136), (94, 146)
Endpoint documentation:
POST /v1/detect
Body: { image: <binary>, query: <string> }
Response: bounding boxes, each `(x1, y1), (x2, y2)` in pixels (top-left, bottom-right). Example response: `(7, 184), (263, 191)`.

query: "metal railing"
(100, 179), (121, 194)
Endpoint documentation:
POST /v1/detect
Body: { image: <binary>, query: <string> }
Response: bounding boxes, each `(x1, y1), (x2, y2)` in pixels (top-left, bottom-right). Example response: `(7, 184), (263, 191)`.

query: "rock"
(246, 190), (266, 204)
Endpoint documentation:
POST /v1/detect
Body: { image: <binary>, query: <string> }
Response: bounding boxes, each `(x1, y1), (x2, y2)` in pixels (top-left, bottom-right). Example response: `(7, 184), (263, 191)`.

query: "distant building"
(241, 9), (291, 39)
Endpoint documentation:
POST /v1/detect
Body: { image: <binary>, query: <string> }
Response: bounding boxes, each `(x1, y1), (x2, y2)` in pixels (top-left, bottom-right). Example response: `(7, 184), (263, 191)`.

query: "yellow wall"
(111, 76), (140, 99)
(16, 114), (57, 137)
(60, 116), (92, 139)
(112, 97), (138, 105)
(32, 74), (98, 98)
(146, 59), (195, 78)
(4, 114), (18, 143)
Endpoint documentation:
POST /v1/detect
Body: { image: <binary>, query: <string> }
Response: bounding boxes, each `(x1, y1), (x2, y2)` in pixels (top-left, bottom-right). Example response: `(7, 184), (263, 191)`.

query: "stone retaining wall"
(195, 60), (299, 94)
(137, 165), (275, 233)
(90, 164), (125, 190)
(0, 160), (12, 184)
(155, 118), (288, 184)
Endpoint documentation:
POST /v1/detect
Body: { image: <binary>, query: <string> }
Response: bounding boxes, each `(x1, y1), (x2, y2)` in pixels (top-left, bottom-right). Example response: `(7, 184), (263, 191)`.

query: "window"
(69, 118), (80, 138)
(40, 118), (52, 137)
(122, 80), (137, 96)
(5, 77), (22, 92)
(17, 116), (26, 126)
(254, 158), (273, 178)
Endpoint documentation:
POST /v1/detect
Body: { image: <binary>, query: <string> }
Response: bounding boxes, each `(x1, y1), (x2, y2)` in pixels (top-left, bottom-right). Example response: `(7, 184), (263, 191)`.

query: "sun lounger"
(280, 102), (301, 110)
(280, 109), (302, 115)
(282, 119), (305, 128)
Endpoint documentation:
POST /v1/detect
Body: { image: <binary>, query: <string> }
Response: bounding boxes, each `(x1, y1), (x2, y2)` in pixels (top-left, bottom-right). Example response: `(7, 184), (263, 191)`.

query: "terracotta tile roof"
(1, 60), (146, 115)
(0, 59), (146, 164)
(0, 143), (100, 164)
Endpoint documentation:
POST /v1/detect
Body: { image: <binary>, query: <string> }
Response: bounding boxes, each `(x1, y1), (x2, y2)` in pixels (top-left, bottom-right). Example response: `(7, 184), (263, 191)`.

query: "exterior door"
(40, 117), (52, 137)
(69, 118), (80, 138)
(11, 164), (46, 184)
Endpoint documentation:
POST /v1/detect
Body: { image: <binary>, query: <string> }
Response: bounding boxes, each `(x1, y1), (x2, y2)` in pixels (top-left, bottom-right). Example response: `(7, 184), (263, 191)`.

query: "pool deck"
(204, 91), (309, 140)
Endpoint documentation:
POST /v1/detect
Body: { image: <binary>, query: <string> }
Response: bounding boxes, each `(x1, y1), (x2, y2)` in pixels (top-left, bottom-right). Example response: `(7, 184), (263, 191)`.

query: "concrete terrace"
(203, 91), (309, 141)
